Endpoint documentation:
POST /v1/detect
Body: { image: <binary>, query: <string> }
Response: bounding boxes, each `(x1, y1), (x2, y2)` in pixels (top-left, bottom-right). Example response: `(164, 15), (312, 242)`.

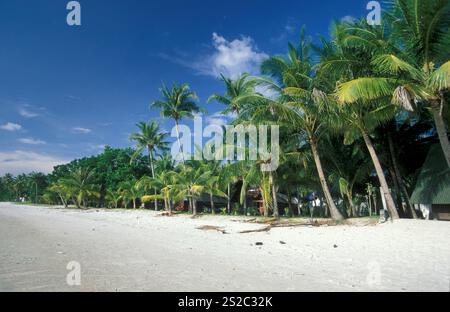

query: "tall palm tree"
(315, 20), (400, 219)
(325, 1), (449, 166)
(259, 30), (345, 221)
(152, 83), (202, 163)
(130, 121), (169, 210)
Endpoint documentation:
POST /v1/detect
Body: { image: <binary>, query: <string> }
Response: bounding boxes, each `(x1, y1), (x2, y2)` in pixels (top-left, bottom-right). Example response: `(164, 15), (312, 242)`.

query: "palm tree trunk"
(227, 183), (231, 215)
(210, 193), (215, 214)
(388, 167), (406, 217)
(287, 189), (293, 217)
(192, 199), (197, 216)
(347, 192), (356, 217)
(432, 99), (450, 169)
(168, 198), (172, 215)
(174, 121), (186, 164)
(361, 130), (399, 219)
(269, 171), (279, 218)
(387, 134), (417, 219)
(133, 199), (136, 209)
(148, 151), (158, 211)
(310, 139), (344, 221)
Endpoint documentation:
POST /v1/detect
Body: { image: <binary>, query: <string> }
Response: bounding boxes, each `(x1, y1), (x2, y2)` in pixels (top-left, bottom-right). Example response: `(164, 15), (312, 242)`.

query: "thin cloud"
(0, 122), (22, 131)
(0, 150), (68, 175)
(18, 138), (47, 145)
(72, 127), (92, 134)
(18, 105), (40, 118)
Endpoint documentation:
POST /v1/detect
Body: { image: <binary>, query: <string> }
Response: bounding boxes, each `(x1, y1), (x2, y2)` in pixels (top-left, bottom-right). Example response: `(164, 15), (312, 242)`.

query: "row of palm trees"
(132, 1), (449, 221)
(43, 0), (449, 221)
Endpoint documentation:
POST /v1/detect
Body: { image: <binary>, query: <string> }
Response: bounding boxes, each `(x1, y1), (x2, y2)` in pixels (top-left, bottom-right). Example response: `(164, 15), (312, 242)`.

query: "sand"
(0, 202), (449, 292)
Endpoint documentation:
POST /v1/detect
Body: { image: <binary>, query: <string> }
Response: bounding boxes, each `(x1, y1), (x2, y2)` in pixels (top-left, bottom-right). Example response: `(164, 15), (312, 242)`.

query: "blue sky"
(0, 0), (369, 174)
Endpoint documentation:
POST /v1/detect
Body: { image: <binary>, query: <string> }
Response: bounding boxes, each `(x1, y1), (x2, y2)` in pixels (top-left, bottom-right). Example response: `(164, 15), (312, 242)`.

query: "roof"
(410, 145), (450, 205)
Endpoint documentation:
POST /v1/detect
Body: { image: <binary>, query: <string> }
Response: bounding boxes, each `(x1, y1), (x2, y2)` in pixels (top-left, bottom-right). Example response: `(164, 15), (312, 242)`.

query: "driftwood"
(239, 226), (271, 234)
(196, 225), (228, 234)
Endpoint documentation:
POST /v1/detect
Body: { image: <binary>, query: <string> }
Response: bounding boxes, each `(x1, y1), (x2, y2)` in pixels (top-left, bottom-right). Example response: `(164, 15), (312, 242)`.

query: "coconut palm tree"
(105, 188), (121, 209)
(329, 2), (450, 168)
(139, 171), (182, 215)
(59, 167), (99, 209)
(314, 20), (400, 219)
(201, 162), (227, 214)
(259, 30), (345, 221)
(151, 83), (202, 164)
(208, 73), (263, 116)
(130, 121), (169, 210)
(119, 180), (142, 209)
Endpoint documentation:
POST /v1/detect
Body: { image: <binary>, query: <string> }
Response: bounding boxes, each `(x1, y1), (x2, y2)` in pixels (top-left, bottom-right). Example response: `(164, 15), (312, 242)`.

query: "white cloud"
(163, 33), (268, 79)
(18, 105), (39, 118)
(0, 122), (22, 131)
(72, 127), (92, 134)
(18, 137), (47, 145)
(201, 33), (268, 78)
(0, 151), (68, 175)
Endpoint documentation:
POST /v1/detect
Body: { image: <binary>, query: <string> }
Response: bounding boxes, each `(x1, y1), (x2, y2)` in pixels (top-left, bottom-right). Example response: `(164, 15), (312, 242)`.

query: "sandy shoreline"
(0, 202), (449, 292)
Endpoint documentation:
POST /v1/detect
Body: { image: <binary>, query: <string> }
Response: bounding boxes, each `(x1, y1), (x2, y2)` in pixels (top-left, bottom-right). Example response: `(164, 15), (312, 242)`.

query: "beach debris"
(255, 242), (264, 246)
(280, 241), (286, 245)
(239, 226), (271, 234)
(333, 244), (338, 248)
(196, 225), (227, 234)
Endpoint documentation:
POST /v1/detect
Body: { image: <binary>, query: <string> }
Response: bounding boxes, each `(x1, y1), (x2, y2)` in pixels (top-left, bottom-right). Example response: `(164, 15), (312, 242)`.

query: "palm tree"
(328, 2), (450, 167)
(105, 188), (121, 209)
(139, 171), (182, 215)
(152, 83), (202, 163)
(202, 162), (227, 214)
(386, 0), (450, 167)
(59, 167), (99, 209)
(259, 30), (345, 221)
(130, 121), (169, 210)
(315, 20), (400, 219)
(208, 73), (262, 116)
(48, 182), (70, 208)
(322, 137), (373, 217)
(119, 180), (142, 209)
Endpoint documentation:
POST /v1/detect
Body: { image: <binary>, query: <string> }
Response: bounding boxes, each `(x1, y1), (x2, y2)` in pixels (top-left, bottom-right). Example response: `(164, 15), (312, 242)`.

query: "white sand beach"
(0, 202), (449, 292)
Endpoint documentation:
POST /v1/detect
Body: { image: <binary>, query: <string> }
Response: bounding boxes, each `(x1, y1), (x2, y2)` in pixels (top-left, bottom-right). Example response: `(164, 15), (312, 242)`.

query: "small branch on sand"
(239, 226), (272, 234)
(196, 225), (228, 234)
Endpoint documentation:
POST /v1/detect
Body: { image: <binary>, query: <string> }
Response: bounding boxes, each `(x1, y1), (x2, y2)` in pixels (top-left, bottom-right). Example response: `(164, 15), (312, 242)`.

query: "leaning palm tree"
(316, 20), (400, 219)
(151, 83), (202, 163)
(386, 0), (450, 167)
(339, 0), (450, 168)
(259, 30), (345, 221)
(130, 121), (169, 210)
